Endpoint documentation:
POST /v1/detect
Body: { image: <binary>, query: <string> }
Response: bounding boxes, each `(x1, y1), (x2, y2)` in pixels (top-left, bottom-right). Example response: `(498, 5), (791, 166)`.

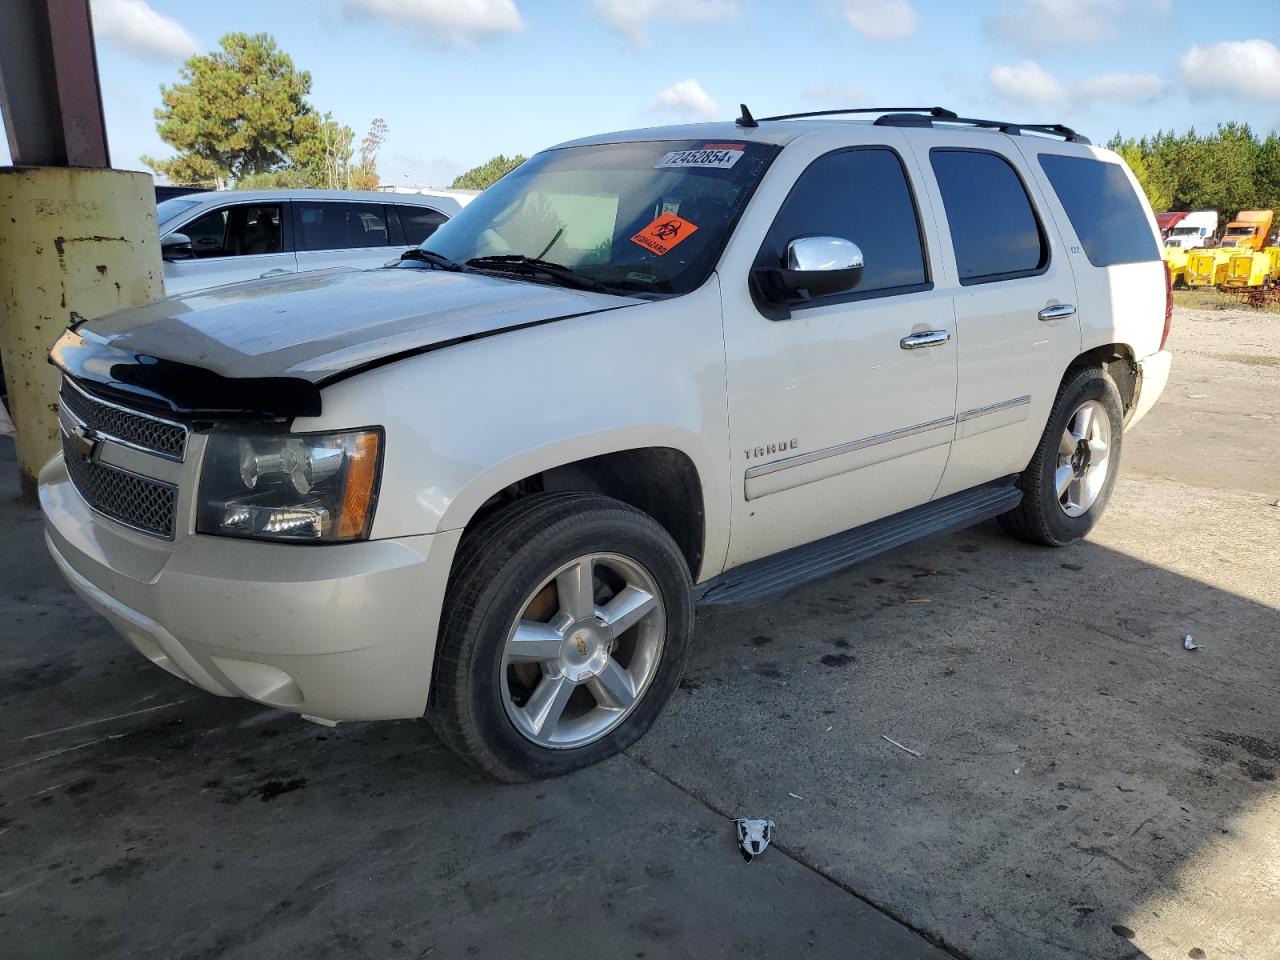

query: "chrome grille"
(59, 377), (188, 461)
(62, 433), (177, 539)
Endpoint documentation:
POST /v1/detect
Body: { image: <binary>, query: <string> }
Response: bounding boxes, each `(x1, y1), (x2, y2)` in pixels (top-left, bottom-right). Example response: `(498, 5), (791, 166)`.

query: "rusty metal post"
(0, 0), (162, 502)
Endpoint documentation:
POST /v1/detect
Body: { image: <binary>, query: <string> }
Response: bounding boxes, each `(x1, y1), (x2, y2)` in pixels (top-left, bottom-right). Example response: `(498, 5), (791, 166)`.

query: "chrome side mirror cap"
(754, 236), (865, 305)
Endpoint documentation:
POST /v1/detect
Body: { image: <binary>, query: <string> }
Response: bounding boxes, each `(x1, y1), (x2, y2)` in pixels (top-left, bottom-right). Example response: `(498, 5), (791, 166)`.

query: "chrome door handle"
(900, 330), (951, 350)
(1038, 303), (1076, 322)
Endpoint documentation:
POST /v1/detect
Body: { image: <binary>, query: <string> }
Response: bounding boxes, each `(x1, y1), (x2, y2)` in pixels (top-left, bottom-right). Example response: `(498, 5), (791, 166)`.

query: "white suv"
(156, 189), (462, 296)
(41, 107), (1172, 781)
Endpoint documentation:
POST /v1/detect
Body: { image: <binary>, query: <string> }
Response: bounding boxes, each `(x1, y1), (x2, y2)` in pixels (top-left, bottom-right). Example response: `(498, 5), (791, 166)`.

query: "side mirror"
(754, 236), (864, 304)
(161, 232), (194, 261)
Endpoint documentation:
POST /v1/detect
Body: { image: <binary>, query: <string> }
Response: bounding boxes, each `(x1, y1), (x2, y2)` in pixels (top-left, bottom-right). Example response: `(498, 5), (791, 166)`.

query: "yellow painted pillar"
(0, 167), (163, 502)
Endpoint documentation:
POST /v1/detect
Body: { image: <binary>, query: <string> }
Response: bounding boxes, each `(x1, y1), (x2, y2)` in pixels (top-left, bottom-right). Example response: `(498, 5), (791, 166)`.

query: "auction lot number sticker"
(655, 143), (745, 170)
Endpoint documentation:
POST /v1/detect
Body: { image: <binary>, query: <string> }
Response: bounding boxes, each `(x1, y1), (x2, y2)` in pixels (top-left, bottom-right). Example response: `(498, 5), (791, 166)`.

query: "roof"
(170, 188), (458, 210)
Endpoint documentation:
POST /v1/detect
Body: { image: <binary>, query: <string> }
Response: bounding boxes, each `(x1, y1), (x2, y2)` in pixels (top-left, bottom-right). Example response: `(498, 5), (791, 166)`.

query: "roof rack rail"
(741, 106), (957, 125)
(874, 112), (1091, 144)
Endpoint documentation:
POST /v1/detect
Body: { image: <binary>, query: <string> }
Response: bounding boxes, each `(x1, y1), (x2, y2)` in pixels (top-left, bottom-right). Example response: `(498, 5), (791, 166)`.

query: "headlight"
(196, 428), (383, 543)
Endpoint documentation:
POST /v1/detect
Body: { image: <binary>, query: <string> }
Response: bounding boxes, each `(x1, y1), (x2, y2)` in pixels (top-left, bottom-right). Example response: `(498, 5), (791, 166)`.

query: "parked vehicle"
(1217, 210), (1273, 251)
(1155, 211), (1187, 240)
(1165, 246), (1189, 286)
(1222, 249), (1275, 288)
(156, 189), (461, 296)
(41, 106), (1172, 780)
(1184, 248), (1232, 287)
(1163, 210), (1218, 250)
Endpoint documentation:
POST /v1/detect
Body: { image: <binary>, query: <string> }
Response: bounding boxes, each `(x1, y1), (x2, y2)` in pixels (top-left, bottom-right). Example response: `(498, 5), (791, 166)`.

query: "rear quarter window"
(1038, 155), (1160, 267)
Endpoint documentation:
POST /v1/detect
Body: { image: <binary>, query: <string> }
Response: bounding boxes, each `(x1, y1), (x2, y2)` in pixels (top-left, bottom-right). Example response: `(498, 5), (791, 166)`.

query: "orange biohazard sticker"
(630, 213), (698, 256)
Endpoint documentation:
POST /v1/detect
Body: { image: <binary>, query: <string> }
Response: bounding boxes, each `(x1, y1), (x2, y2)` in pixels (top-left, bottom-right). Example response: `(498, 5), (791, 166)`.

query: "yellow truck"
(1222, 249), (1273, 288)
(1164, 245), (1189, 286)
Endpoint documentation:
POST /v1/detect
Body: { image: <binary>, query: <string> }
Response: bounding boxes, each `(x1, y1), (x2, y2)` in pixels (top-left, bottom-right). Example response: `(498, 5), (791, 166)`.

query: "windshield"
(157, 197), (200, 226)
(1225, 226), (1254, 235)
(1169, 226), (1199, 236)
(416, 139), (778, 297)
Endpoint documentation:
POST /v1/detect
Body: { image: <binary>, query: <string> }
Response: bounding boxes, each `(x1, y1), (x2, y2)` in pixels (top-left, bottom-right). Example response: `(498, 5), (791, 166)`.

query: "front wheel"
(428, 492), (694, 781)
(999, 365), (1124, 547)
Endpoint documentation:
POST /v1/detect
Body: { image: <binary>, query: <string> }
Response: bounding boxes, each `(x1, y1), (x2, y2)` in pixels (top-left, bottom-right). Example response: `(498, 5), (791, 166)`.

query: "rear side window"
(1039, 155), (1160, 267)
(762, 147), (928, 299)
(930, 149), (1047, 284)
(293, 201), (390, 251)
(397, 205), (449, 244)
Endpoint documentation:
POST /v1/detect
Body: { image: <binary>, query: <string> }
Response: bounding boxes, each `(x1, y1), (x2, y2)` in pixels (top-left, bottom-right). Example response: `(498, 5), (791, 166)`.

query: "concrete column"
(0, 166), (162, 501)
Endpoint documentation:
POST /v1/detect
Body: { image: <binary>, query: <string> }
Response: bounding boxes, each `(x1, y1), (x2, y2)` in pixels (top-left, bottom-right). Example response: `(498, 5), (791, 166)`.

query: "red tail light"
(1161, 261), (1173, 350)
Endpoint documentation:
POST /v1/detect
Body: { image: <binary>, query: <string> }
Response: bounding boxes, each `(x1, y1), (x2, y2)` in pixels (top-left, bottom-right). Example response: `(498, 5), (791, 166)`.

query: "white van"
(156, 189), (461, 296)
(44, 107), (1171, 780)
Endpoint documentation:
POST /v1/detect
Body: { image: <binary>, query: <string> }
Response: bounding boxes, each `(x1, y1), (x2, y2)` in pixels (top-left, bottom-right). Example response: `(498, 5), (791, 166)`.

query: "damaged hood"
(50, 266), (639, 418)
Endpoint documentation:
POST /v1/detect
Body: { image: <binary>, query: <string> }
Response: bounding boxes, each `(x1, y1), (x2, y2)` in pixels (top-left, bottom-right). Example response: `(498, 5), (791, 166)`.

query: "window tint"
(397, 205), (449, 244)
(182, 208), (230, 258)
(1038, 155), (1159, 267)
(294, 202), (389, 251)
(762, 148), (927, 297)
(930, 149), (1046, 283)
(175, 205), (282, 258)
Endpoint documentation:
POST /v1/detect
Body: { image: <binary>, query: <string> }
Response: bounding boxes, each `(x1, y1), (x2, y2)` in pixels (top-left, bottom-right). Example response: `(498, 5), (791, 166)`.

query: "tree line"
(1107, 123), (1280, 217)
(147, 32), (522, 192)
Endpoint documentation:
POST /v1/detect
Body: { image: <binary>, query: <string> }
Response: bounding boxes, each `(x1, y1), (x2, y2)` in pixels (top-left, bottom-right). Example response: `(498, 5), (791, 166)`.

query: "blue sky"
(4, 0), (1279, 186)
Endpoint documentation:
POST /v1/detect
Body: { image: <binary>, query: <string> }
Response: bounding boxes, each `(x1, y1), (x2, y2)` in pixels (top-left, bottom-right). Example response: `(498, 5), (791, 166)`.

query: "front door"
(163, 202), (297, 296)
(720, 134), (959, 569)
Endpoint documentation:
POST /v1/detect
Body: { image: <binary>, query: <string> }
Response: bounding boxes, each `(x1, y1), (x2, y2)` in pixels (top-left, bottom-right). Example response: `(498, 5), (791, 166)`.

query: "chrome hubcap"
(500, 553), (665, 749)
(1055, 399), (1111, 518)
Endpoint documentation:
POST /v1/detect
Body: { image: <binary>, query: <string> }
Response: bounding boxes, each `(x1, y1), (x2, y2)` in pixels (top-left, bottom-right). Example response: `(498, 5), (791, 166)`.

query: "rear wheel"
(429, 492), (693, 781)
(999, 365), (1124, 546)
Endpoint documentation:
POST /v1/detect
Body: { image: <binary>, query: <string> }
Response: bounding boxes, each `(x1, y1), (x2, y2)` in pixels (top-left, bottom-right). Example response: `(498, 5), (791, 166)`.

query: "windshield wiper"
(400, 248), (463, 271)
(465, 255), (610, 293)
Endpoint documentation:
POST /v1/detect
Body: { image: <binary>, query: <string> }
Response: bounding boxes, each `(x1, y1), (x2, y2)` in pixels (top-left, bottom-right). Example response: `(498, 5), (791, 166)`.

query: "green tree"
(144, 33), (317, 187)
(451, 154), (527, 190)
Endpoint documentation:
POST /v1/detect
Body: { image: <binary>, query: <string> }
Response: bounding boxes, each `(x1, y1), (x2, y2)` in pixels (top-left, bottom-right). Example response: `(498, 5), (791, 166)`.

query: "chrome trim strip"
(61, 376), (189, 462)
(957, 395), (1031, 423)
(744, 416), (956, 480)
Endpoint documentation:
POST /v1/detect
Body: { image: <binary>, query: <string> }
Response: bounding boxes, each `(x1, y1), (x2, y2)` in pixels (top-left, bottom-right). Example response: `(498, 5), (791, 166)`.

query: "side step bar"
(697, 478), (1022, 606)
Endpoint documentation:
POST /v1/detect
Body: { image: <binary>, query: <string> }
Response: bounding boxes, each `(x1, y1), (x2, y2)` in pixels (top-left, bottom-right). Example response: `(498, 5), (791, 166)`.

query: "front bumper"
(40, 453), (461, 721)
(1128, 349), (1173, 430)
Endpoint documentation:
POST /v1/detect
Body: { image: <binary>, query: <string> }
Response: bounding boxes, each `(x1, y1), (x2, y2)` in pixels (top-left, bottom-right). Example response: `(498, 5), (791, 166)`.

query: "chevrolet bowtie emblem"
(64, 423), (100, 463)
(575, 637), (588, 656)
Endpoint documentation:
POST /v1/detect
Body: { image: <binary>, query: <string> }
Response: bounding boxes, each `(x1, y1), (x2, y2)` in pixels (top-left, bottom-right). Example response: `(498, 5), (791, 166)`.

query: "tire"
(428, 492), (694, 782)
(998, 365), (1124, 547)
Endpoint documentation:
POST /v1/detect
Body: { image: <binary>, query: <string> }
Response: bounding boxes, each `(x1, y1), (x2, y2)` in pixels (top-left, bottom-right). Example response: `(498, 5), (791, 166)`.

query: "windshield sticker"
(656, 145), (744, 170)
(631, 213), (698, 256)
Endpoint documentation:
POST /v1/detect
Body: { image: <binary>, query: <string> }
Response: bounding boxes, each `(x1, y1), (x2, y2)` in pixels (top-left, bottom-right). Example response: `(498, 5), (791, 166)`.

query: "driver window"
(762, 148), (929, 298)
(178, 205), (283, 258)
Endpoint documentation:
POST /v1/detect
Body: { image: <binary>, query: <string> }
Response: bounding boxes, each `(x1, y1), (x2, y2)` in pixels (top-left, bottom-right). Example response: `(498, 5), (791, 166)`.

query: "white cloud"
(986, 0), (1169, 51)
(588, 0), (738, 47)
(340, 0), (523, 46)
(801, 82), (874, 105)
(91, 0), (199, 61)
(990, 60), (1164, 106)
(1179, 40), (1280, 101)
(839, 0), (917, 42)
(652, 78), (720, 120)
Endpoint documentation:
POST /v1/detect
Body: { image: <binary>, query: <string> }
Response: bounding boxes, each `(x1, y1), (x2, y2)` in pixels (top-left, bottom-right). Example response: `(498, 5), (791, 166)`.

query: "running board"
(697, 478), (1022, 606)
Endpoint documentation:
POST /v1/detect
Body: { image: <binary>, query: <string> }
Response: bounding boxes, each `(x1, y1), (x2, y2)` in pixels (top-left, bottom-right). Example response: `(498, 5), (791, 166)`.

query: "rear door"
(292, 200), (397, 273)
(162, 202), (297, 296)
(904, 131), (1081, 499)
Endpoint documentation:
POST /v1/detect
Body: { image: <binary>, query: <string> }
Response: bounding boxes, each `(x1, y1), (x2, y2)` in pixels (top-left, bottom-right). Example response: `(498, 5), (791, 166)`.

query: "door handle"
(900, 330), (951, 350)
(1038, 303), (1077, 322)
(259, 268), (290, 278)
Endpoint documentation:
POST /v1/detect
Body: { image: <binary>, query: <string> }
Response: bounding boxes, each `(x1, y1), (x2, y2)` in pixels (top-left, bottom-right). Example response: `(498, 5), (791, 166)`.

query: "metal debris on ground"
(787, 792), (805, 801)
(881, 735), (922, 757)
(733, 818), (776, 862)
(905, 598), (933, 605)
(1183, 634), (1199, 651)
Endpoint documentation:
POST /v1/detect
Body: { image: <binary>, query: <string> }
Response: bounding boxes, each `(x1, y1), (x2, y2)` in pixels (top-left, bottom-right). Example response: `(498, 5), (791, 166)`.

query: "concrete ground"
(2, 305), (1277, 959)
